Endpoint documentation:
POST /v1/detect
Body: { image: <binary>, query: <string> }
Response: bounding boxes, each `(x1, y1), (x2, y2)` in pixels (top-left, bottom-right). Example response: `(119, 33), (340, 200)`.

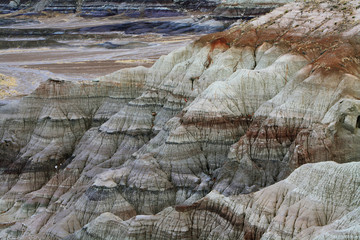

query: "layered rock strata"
(1, 0), (291, 18)
(1, 0), (211, 14)
(0, 0), (359, 239)
(0, 66), (147, 238)
(67, 161), (360, 240)
(213, 0), (294, 20)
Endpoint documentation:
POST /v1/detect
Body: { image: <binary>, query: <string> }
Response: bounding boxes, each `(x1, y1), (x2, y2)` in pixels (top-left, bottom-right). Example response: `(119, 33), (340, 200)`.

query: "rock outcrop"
(0, 0), (359, 239)
(67, 161), (360, 240)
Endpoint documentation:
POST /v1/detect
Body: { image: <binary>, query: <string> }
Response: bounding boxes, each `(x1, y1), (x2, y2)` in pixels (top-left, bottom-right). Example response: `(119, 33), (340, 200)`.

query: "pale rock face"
(0, 67), (147, 238)
(1, 0), (360, 239)
(67, 162), (360, 240)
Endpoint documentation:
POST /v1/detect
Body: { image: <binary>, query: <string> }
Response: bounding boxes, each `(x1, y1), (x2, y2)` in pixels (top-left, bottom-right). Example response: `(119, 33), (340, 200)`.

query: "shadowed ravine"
(0, 0), (360, 239)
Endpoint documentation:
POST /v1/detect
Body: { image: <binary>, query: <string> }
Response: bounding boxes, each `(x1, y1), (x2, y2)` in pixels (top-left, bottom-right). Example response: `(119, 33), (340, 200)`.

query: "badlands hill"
(0, 0), (360, 239)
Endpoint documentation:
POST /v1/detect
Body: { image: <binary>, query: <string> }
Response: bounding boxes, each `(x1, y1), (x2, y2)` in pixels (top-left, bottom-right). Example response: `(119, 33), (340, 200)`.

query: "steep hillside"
(0, 0), (359, 239)
(69, 161), (360, 239)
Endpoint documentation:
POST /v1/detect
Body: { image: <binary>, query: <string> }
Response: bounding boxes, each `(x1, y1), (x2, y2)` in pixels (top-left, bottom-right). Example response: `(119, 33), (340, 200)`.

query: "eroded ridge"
(68, 161), (360, 240)
(0, 0), (360, 239)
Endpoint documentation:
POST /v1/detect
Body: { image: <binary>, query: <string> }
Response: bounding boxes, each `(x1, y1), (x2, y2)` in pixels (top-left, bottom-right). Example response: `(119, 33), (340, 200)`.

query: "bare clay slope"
(69, 161), (360, 240)
(0, 0), (360, 239)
